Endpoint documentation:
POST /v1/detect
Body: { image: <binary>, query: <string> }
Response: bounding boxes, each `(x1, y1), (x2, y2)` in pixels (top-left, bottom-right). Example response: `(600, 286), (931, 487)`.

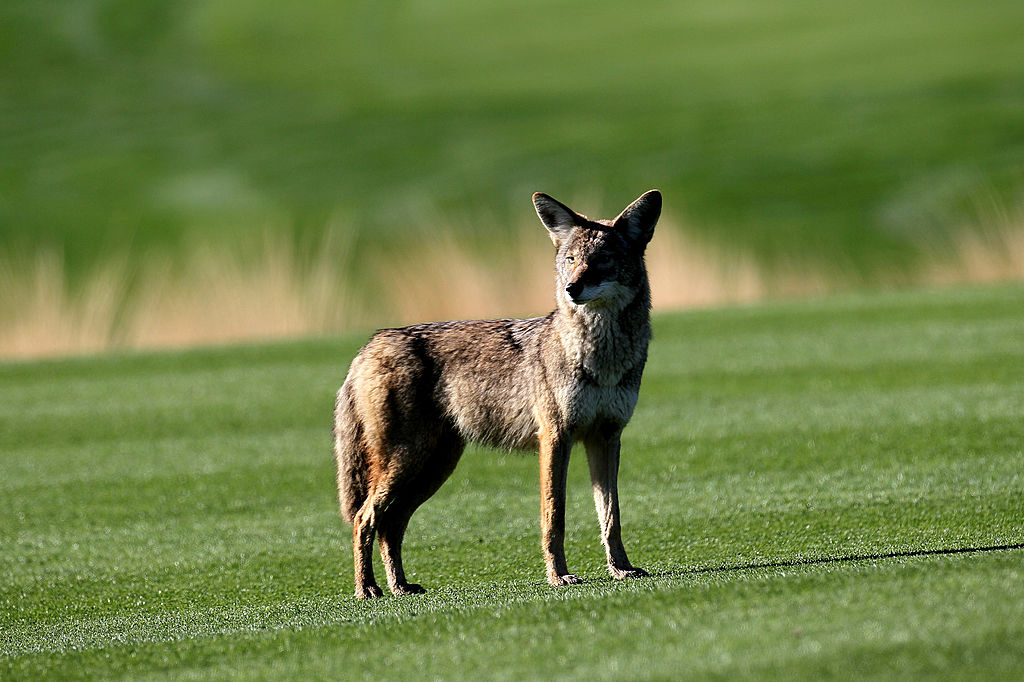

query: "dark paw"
(391, 582), (426, 596)
(610, 566), (650, 580)
(549, 573), (584, 586)
(355, 584), (385, 599)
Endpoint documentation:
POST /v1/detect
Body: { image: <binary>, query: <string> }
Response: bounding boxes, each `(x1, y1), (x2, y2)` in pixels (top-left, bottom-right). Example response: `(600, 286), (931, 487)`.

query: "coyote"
(334, 189), (661, 598)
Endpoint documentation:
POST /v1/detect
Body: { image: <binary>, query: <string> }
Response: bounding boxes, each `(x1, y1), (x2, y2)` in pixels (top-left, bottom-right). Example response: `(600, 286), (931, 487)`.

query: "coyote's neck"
(553, 280), (651, 387)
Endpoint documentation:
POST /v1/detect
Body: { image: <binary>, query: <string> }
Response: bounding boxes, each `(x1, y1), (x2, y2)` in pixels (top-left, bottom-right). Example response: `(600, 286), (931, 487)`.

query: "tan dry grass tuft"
(0, 230), (363, 358)
(647, 226), (767, 308)
(920, 215), (1024, 286)
(373, 228), (555, 324)
(123, 230), (361, 350)
(0, 251), (129, 358)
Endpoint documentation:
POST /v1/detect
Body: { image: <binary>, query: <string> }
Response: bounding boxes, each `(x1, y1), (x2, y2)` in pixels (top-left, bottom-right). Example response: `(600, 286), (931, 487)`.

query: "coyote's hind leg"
(377, 504), (424, 596)
(352, 493), (386, 599)
(376, 433), (465, 596)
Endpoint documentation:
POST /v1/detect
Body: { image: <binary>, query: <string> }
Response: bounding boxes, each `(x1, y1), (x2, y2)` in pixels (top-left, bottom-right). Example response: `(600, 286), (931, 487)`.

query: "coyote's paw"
(391, 582), (426, 596)
(355, 584), (385, 599)
(549, 573), (584, 586)
(610, 566), (650, 580)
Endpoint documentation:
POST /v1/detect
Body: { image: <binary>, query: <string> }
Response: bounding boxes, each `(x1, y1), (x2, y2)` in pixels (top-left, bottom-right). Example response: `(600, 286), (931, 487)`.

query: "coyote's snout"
(334, 189), (661, 598)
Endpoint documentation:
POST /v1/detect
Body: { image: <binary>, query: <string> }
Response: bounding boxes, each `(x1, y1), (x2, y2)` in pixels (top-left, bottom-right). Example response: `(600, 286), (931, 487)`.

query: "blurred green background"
(1, 0), (1023, 350)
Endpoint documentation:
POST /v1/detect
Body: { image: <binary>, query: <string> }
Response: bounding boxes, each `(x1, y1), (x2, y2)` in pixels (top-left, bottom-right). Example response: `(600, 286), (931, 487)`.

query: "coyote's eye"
(565, 255), (575, 265)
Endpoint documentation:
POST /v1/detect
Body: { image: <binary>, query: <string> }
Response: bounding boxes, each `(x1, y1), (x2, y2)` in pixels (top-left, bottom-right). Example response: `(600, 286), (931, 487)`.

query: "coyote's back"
(334, 189), (661, 598)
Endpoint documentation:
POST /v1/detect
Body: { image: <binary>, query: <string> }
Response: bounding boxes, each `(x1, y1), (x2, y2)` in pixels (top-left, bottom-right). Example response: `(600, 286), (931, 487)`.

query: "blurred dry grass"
(2, 215), (1023, 360)
(922, 220), (1024, 287)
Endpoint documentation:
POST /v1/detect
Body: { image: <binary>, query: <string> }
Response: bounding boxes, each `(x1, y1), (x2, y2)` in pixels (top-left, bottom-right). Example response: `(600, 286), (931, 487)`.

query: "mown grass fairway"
(2, 284), (1023, 679)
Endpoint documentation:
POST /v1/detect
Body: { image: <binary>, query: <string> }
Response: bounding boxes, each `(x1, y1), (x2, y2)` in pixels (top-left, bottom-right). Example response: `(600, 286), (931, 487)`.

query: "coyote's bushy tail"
(333, 381), (366, 524)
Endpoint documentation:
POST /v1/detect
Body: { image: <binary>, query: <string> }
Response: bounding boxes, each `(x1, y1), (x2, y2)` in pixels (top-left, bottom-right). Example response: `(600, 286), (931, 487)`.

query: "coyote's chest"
(555, 312), (648, 429)
(561, 378), (640, 431)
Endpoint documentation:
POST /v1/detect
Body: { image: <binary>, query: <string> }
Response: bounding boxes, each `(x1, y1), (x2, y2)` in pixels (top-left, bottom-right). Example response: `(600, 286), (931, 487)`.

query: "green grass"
(2, 283), (1023, 679)
(2, 0), (1023, 276)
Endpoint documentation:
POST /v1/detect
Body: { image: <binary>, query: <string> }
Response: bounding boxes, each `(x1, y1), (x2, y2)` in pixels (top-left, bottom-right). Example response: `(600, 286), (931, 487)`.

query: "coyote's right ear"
(533, 193), (580, 245)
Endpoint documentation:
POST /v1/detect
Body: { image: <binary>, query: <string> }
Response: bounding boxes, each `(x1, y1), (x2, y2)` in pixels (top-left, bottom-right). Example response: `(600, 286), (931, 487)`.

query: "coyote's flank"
(333, 190), (661, 598)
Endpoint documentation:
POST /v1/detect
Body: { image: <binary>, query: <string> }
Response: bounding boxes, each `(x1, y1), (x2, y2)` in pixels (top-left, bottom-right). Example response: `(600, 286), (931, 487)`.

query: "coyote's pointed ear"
(533, 192), (579, 245)
(614, 190), (661, 248)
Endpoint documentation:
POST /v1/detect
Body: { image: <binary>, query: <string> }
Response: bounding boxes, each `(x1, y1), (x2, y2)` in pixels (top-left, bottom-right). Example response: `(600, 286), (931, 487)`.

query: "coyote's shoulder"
(334, 189), (661, 597)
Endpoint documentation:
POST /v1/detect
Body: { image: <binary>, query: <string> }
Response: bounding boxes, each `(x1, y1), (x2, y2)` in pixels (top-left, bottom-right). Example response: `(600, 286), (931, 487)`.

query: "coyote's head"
(533, 190), (661, 310)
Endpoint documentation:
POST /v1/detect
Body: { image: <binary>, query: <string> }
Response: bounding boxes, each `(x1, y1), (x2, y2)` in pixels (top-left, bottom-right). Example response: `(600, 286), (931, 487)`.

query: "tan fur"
(334, 190), (661, 598)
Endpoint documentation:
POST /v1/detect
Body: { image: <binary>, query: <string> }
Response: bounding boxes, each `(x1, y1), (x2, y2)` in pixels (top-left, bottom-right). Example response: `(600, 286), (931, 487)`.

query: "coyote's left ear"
(614, 190), (661, 248)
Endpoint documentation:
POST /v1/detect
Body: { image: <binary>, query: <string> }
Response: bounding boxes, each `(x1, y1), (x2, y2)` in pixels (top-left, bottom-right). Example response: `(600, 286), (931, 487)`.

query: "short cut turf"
(2, 283), (1023, 679)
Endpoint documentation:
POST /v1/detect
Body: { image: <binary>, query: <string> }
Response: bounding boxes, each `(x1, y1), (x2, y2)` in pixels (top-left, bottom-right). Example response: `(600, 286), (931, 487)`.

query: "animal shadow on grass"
(646, 542), (1024, 581)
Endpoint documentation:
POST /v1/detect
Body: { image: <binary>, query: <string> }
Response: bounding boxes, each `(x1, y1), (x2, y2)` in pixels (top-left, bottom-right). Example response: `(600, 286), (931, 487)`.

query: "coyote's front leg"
(585, 429), (648, 580)
(539, 429), (582, 586)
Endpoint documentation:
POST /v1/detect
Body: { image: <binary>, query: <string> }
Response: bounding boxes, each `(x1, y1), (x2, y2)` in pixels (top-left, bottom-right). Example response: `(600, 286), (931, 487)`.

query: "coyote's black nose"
(565, 282), (584, 299)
